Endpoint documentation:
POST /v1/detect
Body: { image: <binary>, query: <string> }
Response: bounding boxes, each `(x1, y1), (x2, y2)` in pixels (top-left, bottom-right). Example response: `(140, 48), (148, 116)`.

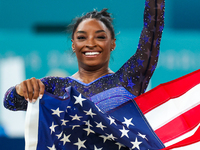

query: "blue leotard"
(4, 0), (165, 112)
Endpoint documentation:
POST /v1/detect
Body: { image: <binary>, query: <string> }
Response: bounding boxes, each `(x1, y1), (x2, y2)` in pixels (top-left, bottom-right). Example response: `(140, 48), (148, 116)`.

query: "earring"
(73, 49), (75, 52)
(111, 49), (114, 51)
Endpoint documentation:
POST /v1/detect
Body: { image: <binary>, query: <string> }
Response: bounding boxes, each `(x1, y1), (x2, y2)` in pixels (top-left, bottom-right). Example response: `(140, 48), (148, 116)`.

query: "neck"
(72, 67), (114, 84)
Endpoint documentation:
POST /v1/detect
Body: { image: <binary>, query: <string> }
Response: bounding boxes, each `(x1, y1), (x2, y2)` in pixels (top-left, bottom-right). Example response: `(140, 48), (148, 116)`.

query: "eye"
(77, 36), (86, 40)
(97, 36), (106, 39)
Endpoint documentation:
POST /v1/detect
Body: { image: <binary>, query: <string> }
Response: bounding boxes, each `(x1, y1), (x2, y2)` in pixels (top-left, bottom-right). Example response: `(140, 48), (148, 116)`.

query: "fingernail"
(28, 99), (32, 103)
(26, 98), (30, 101)
(39, 94), (43, 99)
(32, 99), (36, 103)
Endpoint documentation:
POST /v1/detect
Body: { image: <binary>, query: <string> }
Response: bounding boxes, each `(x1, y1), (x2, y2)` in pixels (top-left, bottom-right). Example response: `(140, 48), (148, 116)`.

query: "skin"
(16, 18), (116, 103)
(71, 18), (116, 83)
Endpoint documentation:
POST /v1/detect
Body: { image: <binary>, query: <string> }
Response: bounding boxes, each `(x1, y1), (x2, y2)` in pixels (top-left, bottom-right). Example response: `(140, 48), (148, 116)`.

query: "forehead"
(76, 18), (109, 32)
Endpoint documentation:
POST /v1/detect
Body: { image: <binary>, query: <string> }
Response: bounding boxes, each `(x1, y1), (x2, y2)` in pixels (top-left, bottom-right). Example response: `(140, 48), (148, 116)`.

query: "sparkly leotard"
(4, 0), (165, 113)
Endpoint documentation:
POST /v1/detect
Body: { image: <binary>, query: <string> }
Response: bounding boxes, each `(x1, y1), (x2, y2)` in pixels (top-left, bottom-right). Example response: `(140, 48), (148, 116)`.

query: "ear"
(71, 39), (75, 50)
(111, 38), (116, 51)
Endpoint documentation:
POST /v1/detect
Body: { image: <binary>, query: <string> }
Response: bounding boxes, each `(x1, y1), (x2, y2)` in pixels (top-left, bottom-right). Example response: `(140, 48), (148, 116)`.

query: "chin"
(83, 63), (104, 70)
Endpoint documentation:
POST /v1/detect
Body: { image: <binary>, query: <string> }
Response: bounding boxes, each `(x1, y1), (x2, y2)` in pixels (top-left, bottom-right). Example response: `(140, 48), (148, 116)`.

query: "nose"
(86, 37), (97, 49)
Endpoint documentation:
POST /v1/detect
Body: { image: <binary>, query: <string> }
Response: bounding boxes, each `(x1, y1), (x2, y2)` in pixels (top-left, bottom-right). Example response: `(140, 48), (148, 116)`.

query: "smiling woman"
(3, 0), (165, 149)
(71, 18), (116, 83)
(4, 0), (165, 119)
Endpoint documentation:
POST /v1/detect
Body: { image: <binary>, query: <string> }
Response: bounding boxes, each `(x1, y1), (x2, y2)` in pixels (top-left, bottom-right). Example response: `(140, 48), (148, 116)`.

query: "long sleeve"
(115, 0), (165, 96)
(3, 86), (28, 111)
(3, 0), (165, 111)
(3, 76), (68, 111)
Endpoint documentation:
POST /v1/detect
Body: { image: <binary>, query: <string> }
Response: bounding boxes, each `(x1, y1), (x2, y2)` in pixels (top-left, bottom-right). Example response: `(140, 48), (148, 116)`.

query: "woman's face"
(72, 18), (116, 71)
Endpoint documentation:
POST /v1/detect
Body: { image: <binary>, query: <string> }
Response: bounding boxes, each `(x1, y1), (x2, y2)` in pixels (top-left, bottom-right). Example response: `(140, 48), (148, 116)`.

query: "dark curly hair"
(68, 8), (115, 39)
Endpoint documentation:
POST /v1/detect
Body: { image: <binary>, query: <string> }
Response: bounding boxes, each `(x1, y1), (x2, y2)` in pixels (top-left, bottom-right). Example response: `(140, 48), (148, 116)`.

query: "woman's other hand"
(15, 77), (45, 103)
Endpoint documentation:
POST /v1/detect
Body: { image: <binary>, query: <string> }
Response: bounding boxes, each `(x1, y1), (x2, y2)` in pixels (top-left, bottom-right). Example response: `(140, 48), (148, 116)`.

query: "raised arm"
(116, 0), (165, 96)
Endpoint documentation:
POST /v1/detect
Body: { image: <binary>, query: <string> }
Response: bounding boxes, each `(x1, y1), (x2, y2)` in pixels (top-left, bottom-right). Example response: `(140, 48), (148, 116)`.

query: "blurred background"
(0, 0), (200, 149)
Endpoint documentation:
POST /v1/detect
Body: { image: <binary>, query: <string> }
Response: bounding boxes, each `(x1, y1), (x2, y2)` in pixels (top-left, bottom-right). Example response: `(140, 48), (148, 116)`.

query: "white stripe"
(145, 83), (200, 130)
(164, 123), (200, 147)
(25, 98), (40, 150)
(170, 142), (200, 150)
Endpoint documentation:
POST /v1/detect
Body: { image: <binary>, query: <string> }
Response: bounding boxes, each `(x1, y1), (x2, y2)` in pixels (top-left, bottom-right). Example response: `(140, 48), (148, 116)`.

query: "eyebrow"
(95, 30), (106, 33)
(76, 31), (86, 34)
(76, 30), (106, 34)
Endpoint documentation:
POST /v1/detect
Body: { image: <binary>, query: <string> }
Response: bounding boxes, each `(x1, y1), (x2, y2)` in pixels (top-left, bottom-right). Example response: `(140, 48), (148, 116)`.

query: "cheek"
(74, 43), (83, 50)
(74, 40), (112, 51)
(100, 41), (111, 49)
(73, 39), (85, 50)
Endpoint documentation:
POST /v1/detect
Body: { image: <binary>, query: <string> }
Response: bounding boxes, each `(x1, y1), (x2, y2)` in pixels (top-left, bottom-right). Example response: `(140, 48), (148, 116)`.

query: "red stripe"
(154, 104), (200, 143)
(135, 69), (200, 114)
(162, 126), (200, 150)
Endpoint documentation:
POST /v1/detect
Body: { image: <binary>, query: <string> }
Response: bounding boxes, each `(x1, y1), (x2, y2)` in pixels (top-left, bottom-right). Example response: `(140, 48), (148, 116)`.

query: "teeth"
(85, 52), (100, 56)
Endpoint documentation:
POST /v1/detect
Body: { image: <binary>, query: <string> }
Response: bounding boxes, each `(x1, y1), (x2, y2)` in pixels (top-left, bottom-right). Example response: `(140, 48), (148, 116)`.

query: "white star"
(122, 117), (134, 128)
(71, 125), (80, 130)
(94, 145), (103, 150)
(115, 142), (125, 150)
(49, 122), (58, 134)
(73, 138), (86, 150)
(95, 122), (107, 130)
(60, 134), (71, 145)
(106, 133), (117, 141)
(83, 127), (95, 136)
(84, 108), (96, 118)
(83, 120), (93, 128)
(119, 126), (129, 138)
(99, 135), (111, 143)
(73, 94), (86, 106)
(56, 131), (63, 139)
(131, 138), (142, 150)
(107, 116), (117, 125)
(70, 114), (83, 121)
(47, 144), (56, 150)
(138, 132), (148, 141)
(61, 119), (69, 126)
(51, 107), (64, 117)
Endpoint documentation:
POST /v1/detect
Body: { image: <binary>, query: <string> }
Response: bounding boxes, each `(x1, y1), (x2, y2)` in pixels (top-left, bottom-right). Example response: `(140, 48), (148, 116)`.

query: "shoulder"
(40, 76), (70, 84)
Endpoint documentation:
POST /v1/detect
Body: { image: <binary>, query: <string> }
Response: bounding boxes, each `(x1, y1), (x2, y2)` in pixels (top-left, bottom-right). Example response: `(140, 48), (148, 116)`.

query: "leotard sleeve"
(3, 86), (28, 111)
(3, 76), (59, 111)
(115, 0), (165, 96)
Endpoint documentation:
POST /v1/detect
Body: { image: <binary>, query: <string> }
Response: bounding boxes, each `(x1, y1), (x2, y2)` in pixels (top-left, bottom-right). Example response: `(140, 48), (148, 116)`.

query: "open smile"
(83, 51), (101, 56)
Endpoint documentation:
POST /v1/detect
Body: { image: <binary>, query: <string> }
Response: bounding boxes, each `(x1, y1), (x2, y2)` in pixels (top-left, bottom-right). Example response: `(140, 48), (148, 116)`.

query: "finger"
(15, 84), (24, 97)
(38, 79), (45, 99)
(21, 81), (29, 101)
(26, 79), (34, 102)
(31, 78), (40, 102)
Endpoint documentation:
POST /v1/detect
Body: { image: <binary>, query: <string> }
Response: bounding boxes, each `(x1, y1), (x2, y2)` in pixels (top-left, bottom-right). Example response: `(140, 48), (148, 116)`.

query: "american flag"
(25, 69), (200, 150)
(25, 87), (164, 150)
(135, 69), (200, 149)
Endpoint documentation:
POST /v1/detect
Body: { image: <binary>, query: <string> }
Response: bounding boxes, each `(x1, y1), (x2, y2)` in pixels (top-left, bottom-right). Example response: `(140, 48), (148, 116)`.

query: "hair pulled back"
(69, 8), (115, 39)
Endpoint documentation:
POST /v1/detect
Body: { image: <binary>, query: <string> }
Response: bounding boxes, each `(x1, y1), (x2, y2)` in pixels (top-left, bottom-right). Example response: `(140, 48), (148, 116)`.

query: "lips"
(82, 51), (102, 57)
(84, 52), (100, 56)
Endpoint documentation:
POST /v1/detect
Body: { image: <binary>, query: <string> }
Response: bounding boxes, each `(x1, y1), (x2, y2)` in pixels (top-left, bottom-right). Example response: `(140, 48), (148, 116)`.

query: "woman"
(4, 1), (165, 149)
(4, 1), (165, 114)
